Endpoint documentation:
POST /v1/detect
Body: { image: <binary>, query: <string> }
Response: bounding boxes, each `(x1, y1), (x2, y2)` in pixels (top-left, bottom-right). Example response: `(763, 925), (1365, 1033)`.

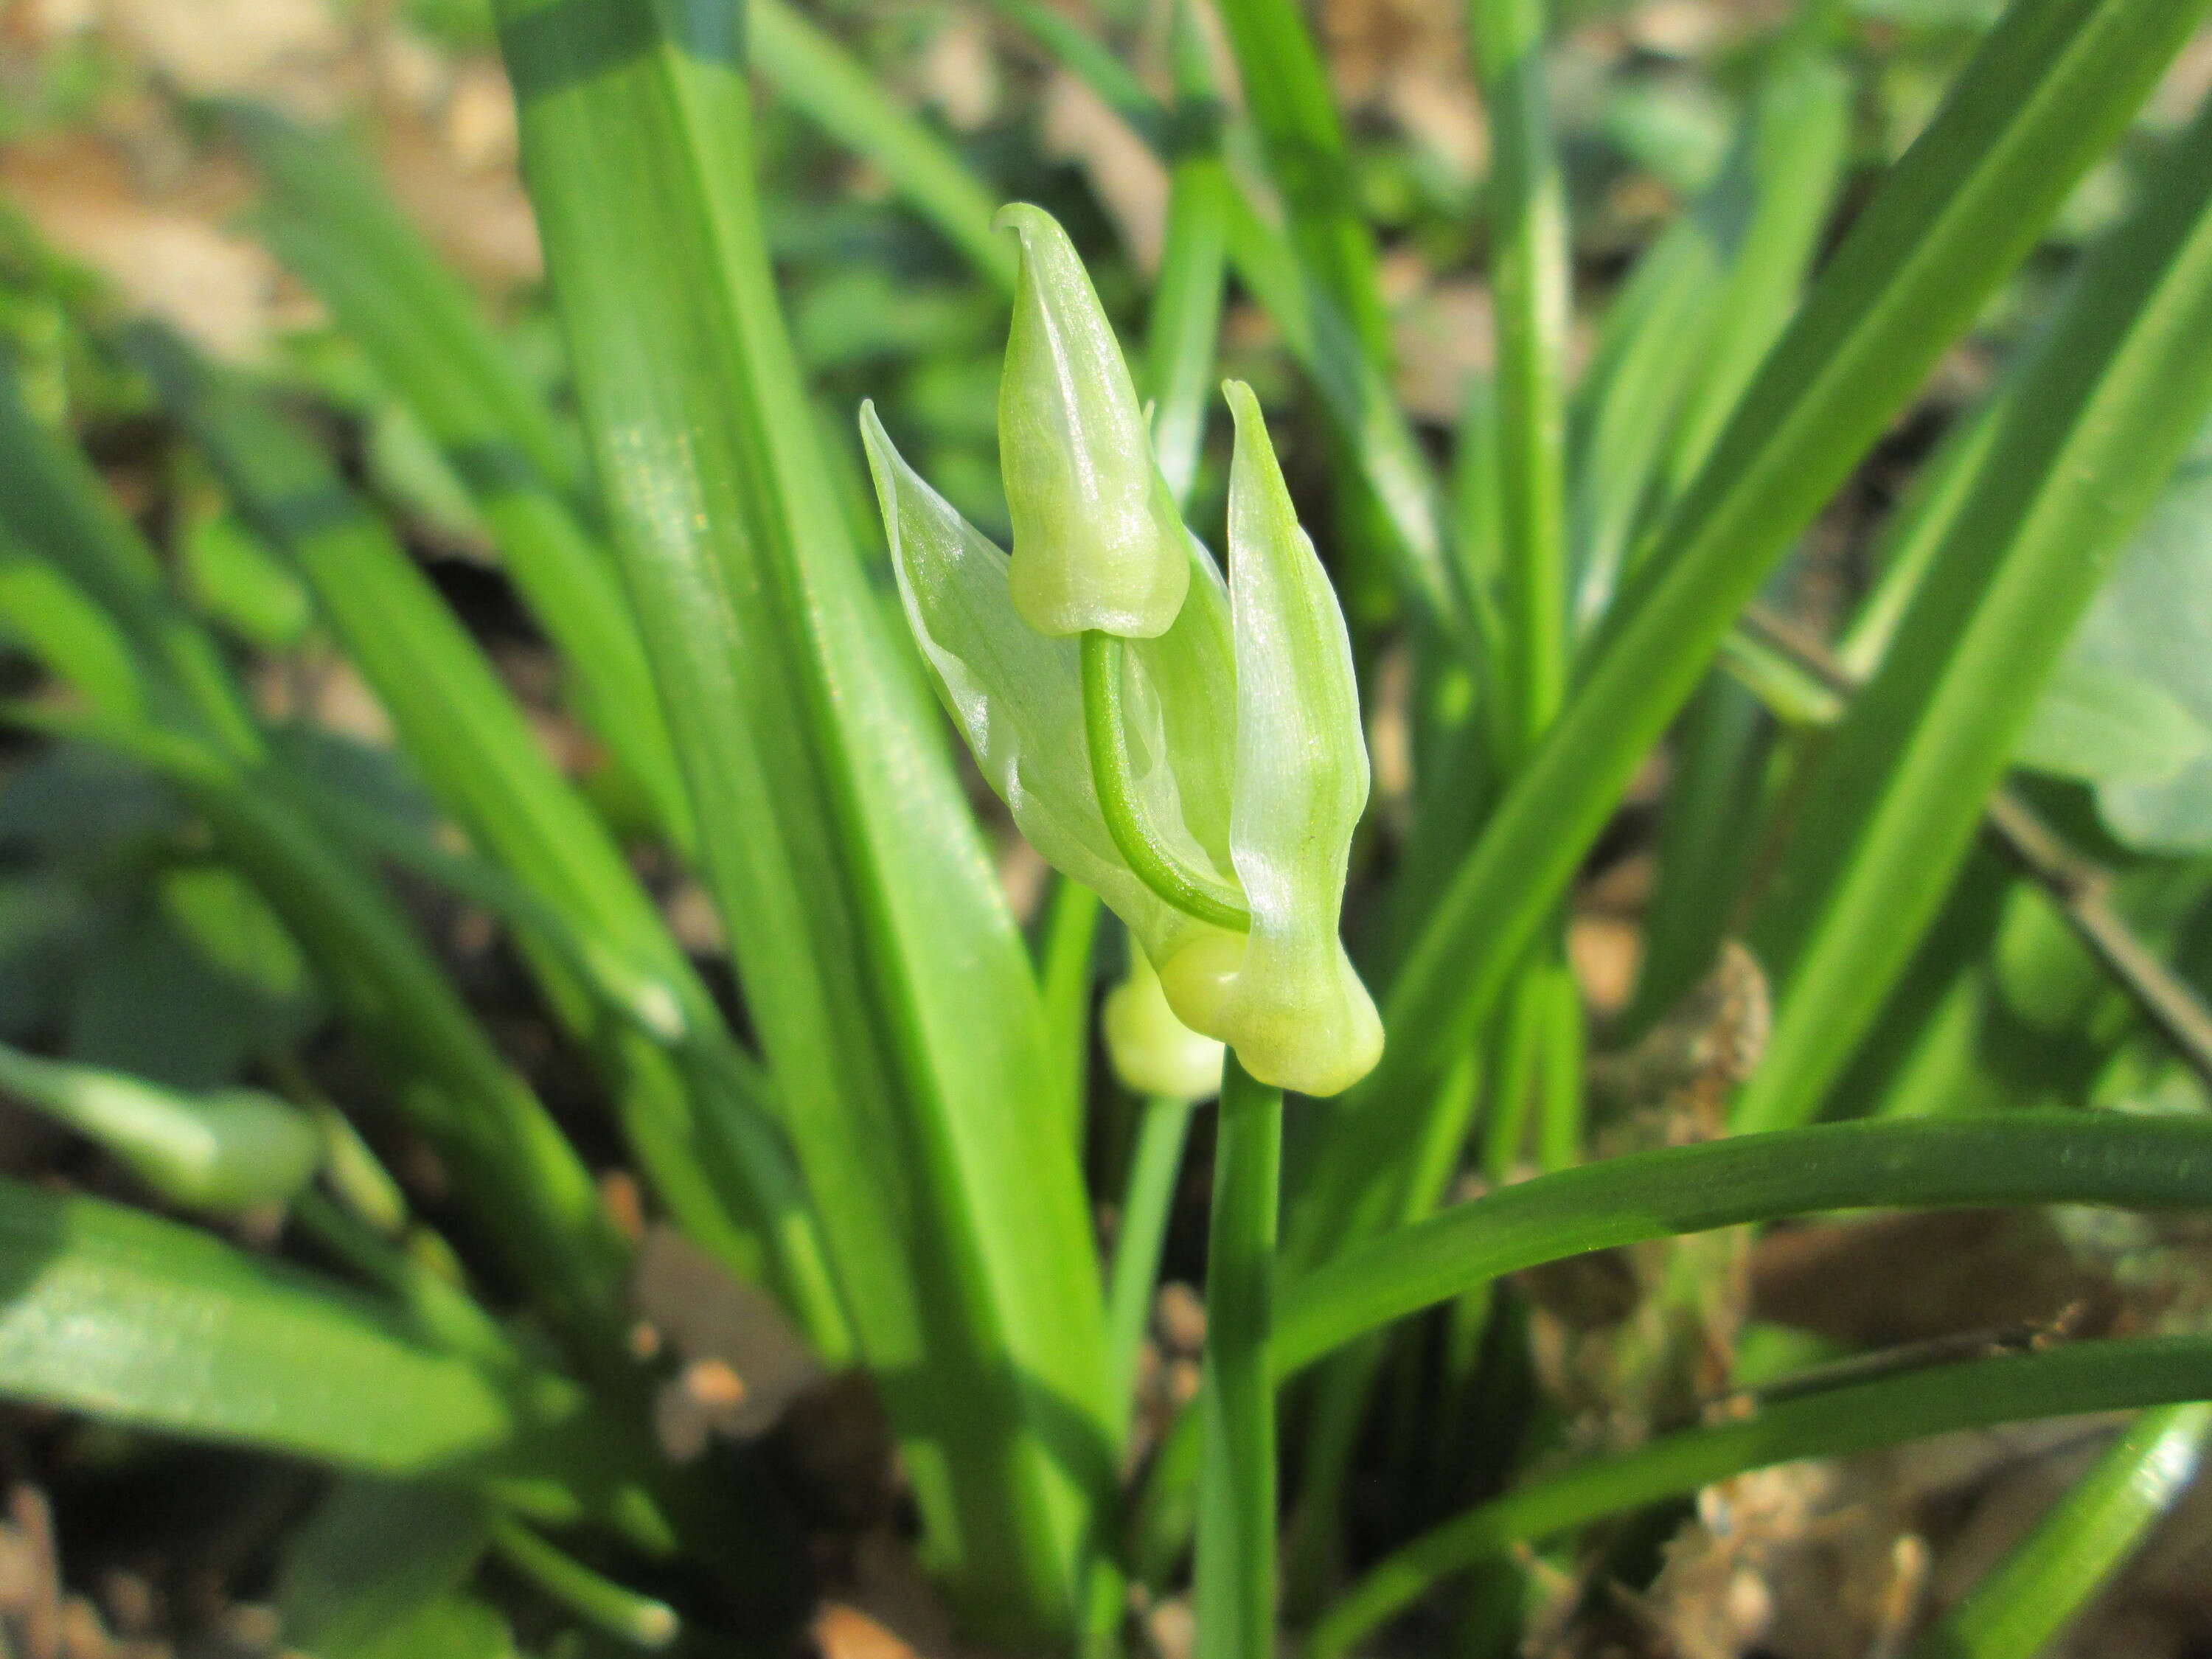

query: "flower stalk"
(1194, 1053), (1283, 1659)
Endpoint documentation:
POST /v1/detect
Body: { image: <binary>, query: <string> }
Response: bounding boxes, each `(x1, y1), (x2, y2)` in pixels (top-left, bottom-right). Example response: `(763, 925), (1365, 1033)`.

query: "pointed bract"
(1198, 383), (1383, 1095)
(996, 204), (1190, 638)
(860, 403), (1225, 975)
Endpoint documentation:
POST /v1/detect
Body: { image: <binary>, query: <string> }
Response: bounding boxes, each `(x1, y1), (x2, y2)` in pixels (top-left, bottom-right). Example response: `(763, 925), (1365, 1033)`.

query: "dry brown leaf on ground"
(0, 135), (291, 360)
(1323, 0), (1483, 181)
(102, 0), (350, 118)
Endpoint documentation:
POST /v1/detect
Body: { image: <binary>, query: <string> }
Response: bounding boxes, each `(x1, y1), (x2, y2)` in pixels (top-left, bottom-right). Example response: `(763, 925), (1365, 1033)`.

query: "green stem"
(1481, 965), (1545, 1179)
(291, 1190), (519, 1372)
(1904, 1402), (2212, 1659)
(489, 1515), (681, 1649)
(1144, 1), (1231, 506)
(1081, 631), (1252, 931)
(1534, 949), (1583, 1172)
(1472, 0), (1571, 769)
(1194, 1054), (1283, 1659)
(1107, 1093), (1198, 1438)
(1040, 877), (1105, 1150)
(1281, 1056), (1482, 1611)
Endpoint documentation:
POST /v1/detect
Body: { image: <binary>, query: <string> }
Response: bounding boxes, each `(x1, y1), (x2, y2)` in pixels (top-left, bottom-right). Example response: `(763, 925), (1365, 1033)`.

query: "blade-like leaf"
(1322, 0), (2211, 1214)
(1904, 1402), (2212, 1659)
(1219, 189), (1461, 632)
(1127, 1106), (2212, 1580)
(0, 358), (260, 755)
(1310, 1336), (2212, 1656)
(1276, 1111), (2212, 1377)
(1472, 0), (1571, 762)
(277, 1480), (492, 1659)
(0, 1176), (646, 1525)
(750, 0), (1015, 292)
(1212, 0), (1390, 356)
(131, 327), (849, 1357)
(491, 1), (1110, 1637)
(232, 111), (694, 849)
(1143, 6), (1229, 508)
(0, 361), (627, 1360)
(1570, 45), (1851, 627)
(1738, 93), (2212, 1131)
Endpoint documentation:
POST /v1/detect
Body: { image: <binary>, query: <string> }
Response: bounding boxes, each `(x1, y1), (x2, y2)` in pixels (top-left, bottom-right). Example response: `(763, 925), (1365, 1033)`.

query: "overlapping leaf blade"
(0, 1176), (639, 1520)
(1739, 92), (2212, 1130)
(0, 360), (627, 1361)
(131, 328), (847, 1354)
(1311, 0), (2212, 1231)
(490, 0), (1110, 1638)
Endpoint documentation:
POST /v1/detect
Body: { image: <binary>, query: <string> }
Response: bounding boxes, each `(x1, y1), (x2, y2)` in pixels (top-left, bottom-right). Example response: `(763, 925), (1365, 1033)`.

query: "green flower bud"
(996, 203), (1189, 639)
(860, 384), (1381, 1096)
(1103, 948), (1225, 1103)
(0, 1042), (323, 1211)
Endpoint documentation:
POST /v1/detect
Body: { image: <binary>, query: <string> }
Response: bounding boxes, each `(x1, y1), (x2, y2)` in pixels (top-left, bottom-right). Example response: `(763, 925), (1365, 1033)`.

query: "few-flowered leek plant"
(861, 205), (1382, 1098)
(16, 0), (2212, 1652)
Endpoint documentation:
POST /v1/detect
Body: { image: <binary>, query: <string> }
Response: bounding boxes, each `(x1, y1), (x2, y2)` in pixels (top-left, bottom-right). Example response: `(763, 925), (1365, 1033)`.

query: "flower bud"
(1206, 382), (1382, 1095)
(0, 1043), (323, 1211)
(1103, 948), (1225, 1102)
(996, 204), (1189, 639)
(860, 383), (1381, 1097)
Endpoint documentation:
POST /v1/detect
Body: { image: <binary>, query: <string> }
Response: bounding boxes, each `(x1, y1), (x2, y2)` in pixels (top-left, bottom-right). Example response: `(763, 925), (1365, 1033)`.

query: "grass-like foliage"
(2, 0), (2212, 1654)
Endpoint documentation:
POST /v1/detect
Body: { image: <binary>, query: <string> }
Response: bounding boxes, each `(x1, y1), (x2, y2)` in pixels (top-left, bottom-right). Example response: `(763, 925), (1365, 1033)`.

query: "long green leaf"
(1220, 189), (1461, 631)
(1146, 161), (1228, 504)
(232, 111), (694, 849)
(1615, 674), (1769, 1038)
(278, 1480), (492, 1659)
(0, 361), (627, 1361)
(12, 706), (632, 1354)
(1569, 45), (1851, 628)
(491, 1), (1110, 1638)
(1658, 47), (1854, 496)
(1212, 0), (1389, 356)
(0, 1176), (644, 1523)
(1472, 0), (1570, 762)
(1335, 0), (2210, 1171)
(1128, 1105), (2212, 1582)
(1738, 91), (2212, 1132)
(1276, 1112), (2212, 1377)
(0, 357), (260, 756)
(751, 0), (1015, 292)
(1310, 1336), (2212, 1656)
(1143, 4), (1230, 507)
(130, 327), (849, 1357)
